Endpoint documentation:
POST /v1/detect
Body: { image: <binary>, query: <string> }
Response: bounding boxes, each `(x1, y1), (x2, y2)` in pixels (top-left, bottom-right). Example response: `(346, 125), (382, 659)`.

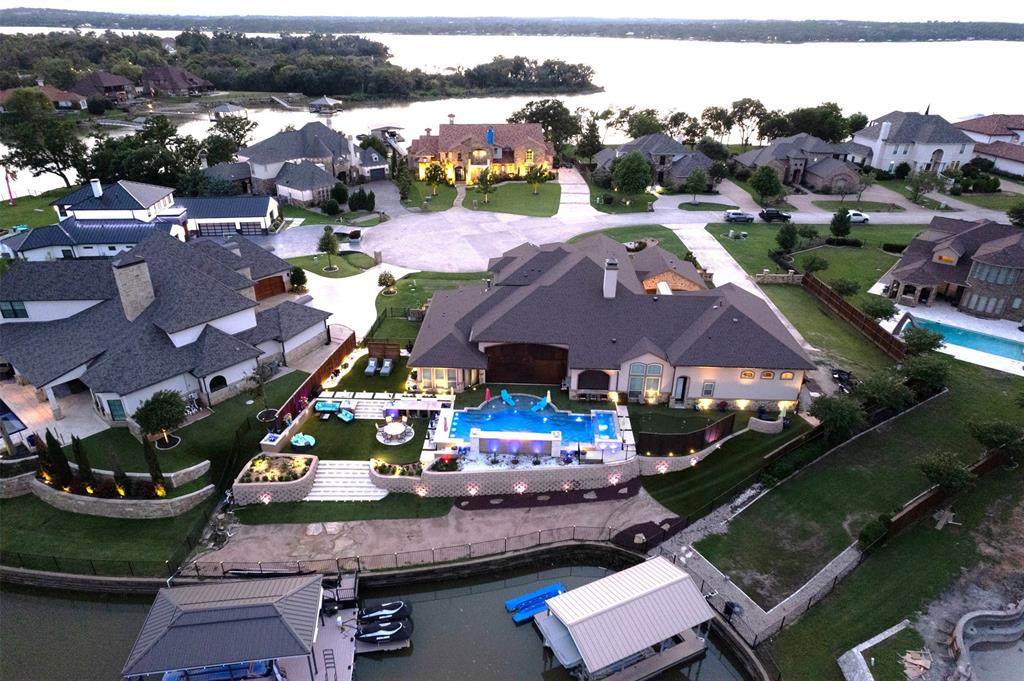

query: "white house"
(973, 142), (1024, 177)
(851, 111), (975, 174)
(274, 161), (336, 206)
(954, 114), (1024, 145)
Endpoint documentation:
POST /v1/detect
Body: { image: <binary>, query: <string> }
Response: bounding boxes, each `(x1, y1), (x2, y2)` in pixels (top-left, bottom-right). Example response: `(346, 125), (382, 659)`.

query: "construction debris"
(902, 649), (932, 679)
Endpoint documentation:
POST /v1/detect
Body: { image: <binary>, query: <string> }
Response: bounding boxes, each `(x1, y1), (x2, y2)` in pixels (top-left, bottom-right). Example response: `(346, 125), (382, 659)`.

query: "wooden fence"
(636, 413), (736, 457)
(276, 330), (356, 422)
(366, 341), (402, 359)
(801, 272), (906, 360)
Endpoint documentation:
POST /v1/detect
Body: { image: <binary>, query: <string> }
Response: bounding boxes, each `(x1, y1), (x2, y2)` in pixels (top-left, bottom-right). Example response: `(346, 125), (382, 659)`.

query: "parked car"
(724, 210), (755, 223)
(847, 210), (870, 223)
(758, 208), (792, 223)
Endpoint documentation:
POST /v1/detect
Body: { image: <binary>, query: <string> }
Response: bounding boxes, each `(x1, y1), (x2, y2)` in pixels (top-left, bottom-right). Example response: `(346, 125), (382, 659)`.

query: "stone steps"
(354, 400), (385, 420)
(304, 461), (388, 502)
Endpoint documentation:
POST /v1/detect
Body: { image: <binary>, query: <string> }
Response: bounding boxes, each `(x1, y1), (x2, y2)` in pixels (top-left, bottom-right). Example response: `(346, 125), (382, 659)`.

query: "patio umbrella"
(485, 387), (491, 403)
(546, 389), (552, 405)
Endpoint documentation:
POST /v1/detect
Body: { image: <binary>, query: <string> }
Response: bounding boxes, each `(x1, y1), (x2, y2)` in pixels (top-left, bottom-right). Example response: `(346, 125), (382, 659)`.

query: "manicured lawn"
(811, 200), (904, 212)
(678, 201), (738, 211)
(583, 172), (657, 214)
(626, 405), (747, 434)
(861, 627), (925, 681)
(369, 271), (486, 342)
(403, 181), (456, 212)
(467, 182), (561, 217)
(877, 179), (954, 211)
(0, 188), (65, 228)
(282, 204), (334, 224)
(287, 252), (376, 279)
(641, 417), (813, 521)
(763, 285), (892, 374)
(285, 415), (427, 465)
(568, 225), (689, 259)
(235, 494), (453, 524)
(695, 359), (1023, 609)
(65, 428), (198, 474)
(730, 178), (797, 211)
(336, 355), (410, 393)
(950, 191), (1022, 211)
(0, 494), (210, 575)
(770, 458), (1024, 681)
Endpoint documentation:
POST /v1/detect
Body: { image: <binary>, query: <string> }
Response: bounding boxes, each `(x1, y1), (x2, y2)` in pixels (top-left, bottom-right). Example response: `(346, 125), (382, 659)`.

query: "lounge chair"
(530, 395), (550, 412)
(365, 357), (379, 375)
(380, 358), (393, 377)
(337, 409), (354, 423)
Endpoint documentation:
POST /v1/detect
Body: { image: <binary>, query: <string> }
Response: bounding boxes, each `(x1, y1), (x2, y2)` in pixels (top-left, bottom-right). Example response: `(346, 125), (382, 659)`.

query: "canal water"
(1, 565), (751, 680)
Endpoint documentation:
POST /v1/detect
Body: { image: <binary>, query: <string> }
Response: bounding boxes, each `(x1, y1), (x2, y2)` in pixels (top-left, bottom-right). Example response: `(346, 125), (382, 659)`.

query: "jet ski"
(355, 619), (412, 644)
(358, 600), (411, 622)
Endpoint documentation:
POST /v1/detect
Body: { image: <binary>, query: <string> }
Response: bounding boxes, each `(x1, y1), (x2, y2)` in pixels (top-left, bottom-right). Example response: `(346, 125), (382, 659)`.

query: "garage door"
(198, 222), (236, 236)
(485, 343), (568, 385)
(370, 168), (387, 181)
(254, 276), (286, 300)
(238, 221), (265, 235)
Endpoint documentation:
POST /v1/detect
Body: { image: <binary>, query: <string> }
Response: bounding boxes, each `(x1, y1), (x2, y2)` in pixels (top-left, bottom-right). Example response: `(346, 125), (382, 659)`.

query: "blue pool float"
(500, 389), (515, 406)
(504, 583), (565, 623)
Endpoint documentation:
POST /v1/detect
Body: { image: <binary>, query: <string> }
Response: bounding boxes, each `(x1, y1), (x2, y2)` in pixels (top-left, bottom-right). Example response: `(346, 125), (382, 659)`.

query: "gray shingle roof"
(359, 147), (387, 167)
(57, 180), (174, 211)
(239, 122), (351, 165)
(889, 217), (1020, 285)
(668, 151), (713, 181)
(122, 576), (322, 678)
(71, 71), (133, 97)
(857, 111), (974, 145)
(176, 196), (273, 220)
(0, 260), (117, 301)
(630, 247), (706, 289)
(734, 133), (869, 167)
(203, 161), (252, 182)
(274, 161), (336, 191)
(236, 301), (330, 346)
(619, 133), (687, 157)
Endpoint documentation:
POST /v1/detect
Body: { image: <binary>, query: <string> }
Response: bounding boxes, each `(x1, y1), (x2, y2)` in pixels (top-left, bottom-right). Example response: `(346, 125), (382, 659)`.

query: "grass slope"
(467, 182), (560, 217)
(568, 224), (689, 259)
(235, 494), (452, 524)
(403, 181), (456, 211)
(0, 188), (65, 228)
(287, 251), (376, 278)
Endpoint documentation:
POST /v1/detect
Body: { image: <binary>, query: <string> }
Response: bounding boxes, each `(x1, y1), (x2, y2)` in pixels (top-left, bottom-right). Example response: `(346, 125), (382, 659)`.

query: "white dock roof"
(545, 557), (714, 674)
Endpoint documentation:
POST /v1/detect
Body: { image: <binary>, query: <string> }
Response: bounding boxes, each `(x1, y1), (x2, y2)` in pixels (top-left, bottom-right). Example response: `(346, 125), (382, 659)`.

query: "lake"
(2, 28), (1023, 198)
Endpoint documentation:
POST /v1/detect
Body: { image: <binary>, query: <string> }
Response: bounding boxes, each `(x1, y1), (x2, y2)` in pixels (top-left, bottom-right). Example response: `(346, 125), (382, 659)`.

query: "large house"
(954, 114), (1024, 145)
(407, 122), (554, 184)
(852, 111), (975, 174)
(71, 71), (135, 103)
(973, 142), (1024, 177)
(886, 217), (1023, 321)
(734, 133), (869, 191)
(140, 65), (214, 97)
(0, 232), (329, 425)
(594, 133), (713, 191)
(409, 236), (813, 408)
(0, 83), (86, 112)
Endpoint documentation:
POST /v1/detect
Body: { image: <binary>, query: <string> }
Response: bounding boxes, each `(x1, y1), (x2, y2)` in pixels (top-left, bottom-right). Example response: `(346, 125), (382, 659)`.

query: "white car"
(847, 210), (871, 223)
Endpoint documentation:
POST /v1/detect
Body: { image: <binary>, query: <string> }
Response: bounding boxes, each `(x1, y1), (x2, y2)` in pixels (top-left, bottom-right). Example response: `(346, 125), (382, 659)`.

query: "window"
(107, 399), (126, 422)
(780, 371), (795, 380)
(936, 254), (955, 264)
(701, 381), (715, 397)
(1011, 298), (1022, 310)
(760, 371), (775, 380)
(628, 362), (663, 399)
(525, 149), (534, 163)
(0, 301), (28, 319)
(960, 144), (967, 154)
(108, 246), (118, 251)
(739, 370), (755, 380)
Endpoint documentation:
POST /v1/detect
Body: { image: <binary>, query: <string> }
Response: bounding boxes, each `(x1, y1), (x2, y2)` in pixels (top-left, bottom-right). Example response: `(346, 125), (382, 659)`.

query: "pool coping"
(952, 600), (1024, 680)
(883, 314), (1024, 377)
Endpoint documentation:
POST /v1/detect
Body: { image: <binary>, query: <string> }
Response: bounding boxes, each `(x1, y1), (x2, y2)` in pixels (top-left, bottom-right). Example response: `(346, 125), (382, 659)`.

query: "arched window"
(780, 371), (795, 380)
(627, 362), (663, 400)
(760, 371), (775, 380)
(739, 370), (755, 380)
(209, 375), (227, 392)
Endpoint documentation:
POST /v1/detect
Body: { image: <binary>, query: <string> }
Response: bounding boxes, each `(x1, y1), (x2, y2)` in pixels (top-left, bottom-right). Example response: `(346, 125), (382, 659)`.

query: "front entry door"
(673, 376), (687, 401)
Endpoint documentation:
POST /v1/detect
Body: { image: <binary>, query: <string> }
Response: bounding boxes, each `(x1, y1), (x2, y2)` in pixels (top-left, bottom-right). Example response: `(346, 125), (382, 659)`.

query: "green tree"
(856, 171), (876, 203)
(109, 450), (129, 497)
(625, 108), (666, 138)
(783, 102), (849, 142)
(683, 168), (709, 203)
(847, 112), (869, 134)
(797, 225), (820, 246)
(730, 97), (767, 148)
(321, 198), (341, 215)
(701, 106), (734, 141)
(756, 109), (791, 142)
(289, 266), (307, 291)
(709, 160), (729, 187)
(695, 137), (730, 162)
(830, 278), (860, 297)
(663, 111), (694, 138)
(524, 165), (550, 195)
(0, 88), (87, 187)
(377, 269), (397, 293)
(132, 390), (187, 444)
(142, 437), (166, 497)
(809, 394), (867, 444)
(331, 182), (349, 204)
(862, 296), (897, 321)
(318, 226), (339, 270)
(749, 166), (782, 206)
(906, 170), (944, 203)
(830, 207), (852, 237)
(682, 117), (708, 147)
(245, 362), (277, 411)
(211, 115), (258, 146)
(70, 436), (97, 492)
(800, 254), (829, 273)
(110, 59), (143, 82)
(34, 56), (76, 89)
(475, 168), (495, 204)
(902, 327), (944, 355)
(86, 96), (109, 115)
(899, 353), (950, 397)
(359, 135), (390, 158)
(854, 370), (914, 412)
(1007, 199), (1024, 227)
(775, 223), (798, 253)
(44, 429), (73, 488)
(968, 420), (1023, 465)
(575, 118), (603, 161)
(612, 151), (652, 195)
(508, 99), (581, 151)
(917, 450), (974, 495)
(423, 162), (446, 196)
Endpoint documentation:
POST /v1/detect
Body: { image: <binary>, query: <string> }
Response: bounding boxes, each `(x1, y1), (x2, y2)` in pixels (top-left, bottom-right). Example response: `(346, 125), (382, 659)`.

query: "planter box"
(233, 454), (318, 505)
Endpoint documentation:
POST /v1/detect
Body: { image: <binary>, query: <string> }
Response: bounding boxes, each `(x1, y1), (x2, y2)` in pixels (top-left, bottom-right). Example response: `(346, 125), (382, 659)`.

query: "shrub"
(854, 369), (914, 412)
(824, 237), (863, 247)
(1009, 200), (1024, 227)
(862, 296), (897, 321)
(377, 269), (396, 291)
(830, 278), (860, 297)
(968, 420), (1024, 465)
(902, 326), (944, 355)
(809, 394), (867, 445)
(830, 207), (852, 238)
(899, 353), (950, 398)
(321, 199), (340, 216)
(732, 166), (751, 181)
(110, 451), (130, 497)
(873, 169), (895, 181)
(800, 254), (829, 273)
(858, 514), (892, 549)
(775, 223), (798, 252)
(917, 450), (974, 494)
(289, 266), (307, 290)
(881, 243), (908, 254)
(797, 225), (820, 244)
(949, 183), (963, 196)
(601, 193), (615, 205)
(86, 96), (109, 115)
(591, 167), (612, 188)
(894, 162), (911, 179)
(331, 182), (349, 204)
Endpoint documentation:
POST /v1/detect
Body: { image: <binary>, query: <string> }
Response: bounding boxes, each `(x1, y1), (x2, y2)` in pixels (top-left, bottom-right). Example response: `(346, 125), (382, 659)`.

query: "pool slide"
(530, 394), (550, 412)
(500, 389), (515, 406)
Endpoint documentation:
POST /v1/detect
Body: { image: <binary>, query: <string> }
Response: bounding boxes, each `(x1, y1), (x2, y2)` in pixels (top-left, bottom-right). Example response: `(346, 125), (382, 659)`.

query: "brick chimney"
(603, 258), (618, 299)
(112, 254), (155, 322)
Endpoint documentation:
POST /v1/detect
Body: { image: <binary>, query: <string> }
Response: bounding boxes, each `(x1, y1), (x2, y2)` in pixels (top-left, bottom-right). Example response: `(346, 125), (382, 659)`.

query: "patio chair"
(380, 357), (393, 377)
(337, 409), (354, 422)
(365, 357), (379, 375)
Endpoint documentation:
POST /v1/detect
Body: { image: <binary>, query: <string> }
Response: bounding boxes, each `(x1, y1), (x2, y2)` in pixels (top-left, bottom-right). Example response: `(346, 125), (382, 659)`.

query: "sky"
(2, 0), (1023, 22)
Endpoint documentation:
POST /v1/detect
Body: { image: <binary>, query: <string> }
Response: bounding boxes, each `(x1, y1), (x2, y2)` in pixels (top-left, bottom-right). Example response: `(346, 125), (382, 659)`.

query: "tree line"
(3, 9), (1021, 43)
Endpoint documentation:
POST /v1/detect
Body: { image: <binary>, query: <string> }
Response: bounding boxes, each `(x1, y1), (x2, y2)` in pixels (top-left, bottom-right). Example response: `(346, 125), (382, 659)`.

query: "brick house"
(408, 121), (554, 184)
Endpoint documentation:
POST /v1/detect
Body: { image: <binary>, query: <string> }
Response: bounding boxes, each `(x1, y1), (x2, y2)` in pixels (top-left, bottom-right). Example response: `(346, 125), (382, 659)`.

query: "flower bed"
(237, 454), (313, 483)
(372, 460), (423, 477)
(233, 454), (318, 505)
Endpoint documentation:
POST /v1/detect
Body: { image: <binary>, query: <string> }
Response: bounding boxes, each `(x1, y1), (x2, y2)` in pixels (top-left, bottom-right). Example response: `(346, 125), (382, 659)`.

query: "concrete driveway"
(555, 166), (600, 218)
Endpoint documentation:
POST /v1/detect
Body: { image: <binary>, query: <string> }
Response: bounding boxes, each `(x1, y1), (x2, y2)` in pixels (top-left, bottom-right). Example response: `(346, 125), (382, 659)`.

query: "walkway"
(555, 167), (599, 218)
(304, 461), (388, 502)
(301, 262), (416, 340)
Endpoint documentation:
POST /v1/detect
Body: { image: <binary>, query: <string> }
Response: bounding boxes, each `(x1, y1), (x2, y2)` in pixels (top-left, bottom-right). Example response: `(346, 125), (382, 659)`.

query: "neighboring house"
(630, 246), (708, 293)
(175, 196), (279, 237)
(209, 103), (247, 120)
(886, 217), (1023, 321)
(973, 142), (1024, 177)
(596, 133), (713, 190)
(0, 219), (185, 261)
(159, 37), (178, 55)
(0, 232), (330, 425)
(954, 114), (1024, 145)
(407, 122), (554, 184)
(140, 65), (214, 97)
(236, 121), (359, 193)
(371, 125), (406, 157)
(409, 235), (813, 407)
(0, 83), (86, 112)
(852, 111), (975, 174)
(202, 161), (253, 194)
(71, 71), (135, 103)
(274, 161), (337, 206)
(734, 133), (868, 191)
(357, 146), (389, 181)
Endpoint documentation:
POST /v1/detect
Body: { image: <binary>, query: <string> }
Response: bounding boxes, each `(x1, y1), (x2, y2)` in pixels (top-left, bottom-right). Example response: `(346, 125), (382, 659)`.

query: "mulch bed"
(154, 435), (181, 450)
(455, 478), (641, 511)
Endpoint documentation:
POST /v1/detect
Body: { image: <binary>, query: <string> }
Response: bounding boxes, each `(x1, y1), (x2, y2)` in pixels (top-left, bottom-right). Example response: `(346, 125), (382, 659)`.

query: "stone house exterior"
(595, 133), (713, 191)
(852, 111), (975, 174)
(734, 133), (868, 190)
(408, 121), (554, 184)
(237, 122), (358, 194)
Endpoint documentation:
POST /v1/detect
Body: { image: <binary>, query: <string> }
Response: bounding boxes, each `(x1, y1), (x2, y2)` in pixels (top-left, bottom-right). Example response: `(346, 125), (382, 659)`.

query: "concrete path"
(555, 166), (599, 218)
(716, 179), (761, 213)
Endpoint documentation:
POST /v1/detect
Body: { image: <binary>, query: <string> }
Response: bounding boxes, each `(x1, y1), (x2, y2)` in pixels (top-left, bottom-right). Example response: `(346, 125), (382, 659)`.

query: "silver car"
(724, 210), (755, 223)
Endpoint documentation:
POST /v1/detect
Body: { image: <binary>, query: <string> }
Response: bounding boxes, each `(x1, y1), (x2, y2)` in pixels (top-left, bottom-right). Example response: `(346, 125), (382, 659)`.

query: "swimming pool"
(0, 399), (27, 436)
(447, 395), (618, 445)
(910, 318), (1024, 362)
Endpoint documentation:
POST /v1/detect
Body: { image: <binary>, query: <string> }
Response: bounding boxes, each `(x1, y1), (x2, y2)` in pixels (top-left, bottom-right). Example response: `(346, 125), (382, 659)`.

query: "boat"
(505, 583), (565, 623)
(355, 619), (412, 644)
(358, 600), (411, 622)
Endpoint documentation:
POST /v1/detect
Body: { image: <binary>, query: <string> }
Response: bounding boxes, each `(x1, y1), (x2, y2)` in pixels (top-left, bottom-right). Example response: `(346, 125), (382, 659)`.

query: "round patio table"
(382, 422), (406, 437)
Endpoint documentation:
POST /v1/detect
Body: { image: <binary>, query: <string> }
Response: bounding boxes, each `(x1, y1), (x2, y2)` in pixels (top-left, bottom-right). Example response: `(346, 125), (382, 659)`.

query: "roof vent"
(733, 318), (739, 323)
(652, 296), (659, 302)
(611, 338), (617, 343)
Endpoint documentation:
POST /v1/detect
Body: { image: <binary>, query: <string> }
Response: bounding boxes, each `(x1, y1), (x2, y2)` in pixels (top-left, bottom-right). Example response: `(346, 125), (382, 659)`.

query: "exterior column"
(927, 287), (938, 306)
(45, 386), (63, 420)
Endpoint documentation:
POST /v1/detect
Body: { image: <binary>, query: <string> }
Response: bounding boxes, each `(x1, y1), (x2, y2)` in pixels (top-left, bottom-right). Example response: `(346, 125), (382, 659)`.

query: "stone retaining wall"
(0, 471), (35, 498)
(232, 455), (318, 505)
(30, 478), (215, 518)
(68, 459), (211, 487)
(748, 417), (784, 434)
(754, 272), (802, 284)
(370, 457), (640, 497)
(638, 427), (752, 475)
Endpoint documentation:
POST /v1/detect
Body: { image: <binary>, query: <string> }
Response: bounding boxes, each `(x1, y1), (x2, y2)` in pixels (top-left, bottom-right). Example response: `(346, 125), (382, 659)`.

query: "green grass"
(696, 359), (1022, 609)
(678, 201), (738, 211)
(235, 494), (453, 524)
(877, 179), (955, 211)
(730, 178), (797, 211)
(568, 225), (689, 259)
(770, 456), (1024, 680)
(286, 415), (427, 464)
(282, 204), (334, 223)
(642, 417), (813, 521)
(66, 428), (197, 473)
(0, 494), (210, 575)
(404, 181), (457, 211)
(626, 405), (747, 434)
(335, 355), (410, 393)
(811, 200), (904, 212)
(0, 188), (65, 228)
(764, 285), (892, 374)
(467, 182), (561, 217)
(584, 173), (658, 213)
(860, 627), (926, 681)
(369, 271), (486, 342)
(287, 252), (376, 279)
(950, 191), (1022, 211)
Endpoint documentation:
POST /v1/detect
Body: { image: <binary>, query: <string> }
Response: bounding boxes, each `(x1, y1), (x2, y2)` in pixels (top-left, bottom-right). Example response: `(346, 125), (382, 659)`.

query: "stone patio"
(0, 381), (109, 445)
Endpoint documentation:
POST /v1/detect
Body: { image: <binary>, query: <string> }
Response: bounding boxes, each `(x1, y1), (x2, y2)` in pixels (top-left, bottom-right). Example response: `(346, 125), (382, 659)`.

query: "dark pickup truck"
(758, 208), (792, 223)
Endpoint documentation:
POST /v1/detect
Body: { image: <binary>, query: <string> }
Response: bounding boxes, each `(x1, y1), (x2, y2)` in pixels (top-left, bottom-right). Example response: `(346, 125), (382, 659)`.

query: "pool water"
(911, 318), (1024, 362)
(448, 395), (618, 444)
(0, 399), (27, 436)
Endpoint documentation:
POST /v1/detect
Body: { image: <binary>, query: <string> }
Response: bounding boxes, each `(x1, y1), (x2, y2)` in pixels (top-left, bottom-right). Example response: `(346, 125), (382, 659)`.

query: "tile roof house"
(0, 232), (330, 424)
(852, 111), (975, 174)
(236, 121), (361, 194)
(140, 65), (214, 97)
(0, 83), (86, 111)
(71, 71), (135, 102)
(735, 133), (869, 191)
(408, 121), (554, 184)
(885, 217), (1023, 321)
(973, 141), (1024, 177)
(954, 114), (1024, 145)
(409, 235), (812, 407)
(596, 133), (714, 191)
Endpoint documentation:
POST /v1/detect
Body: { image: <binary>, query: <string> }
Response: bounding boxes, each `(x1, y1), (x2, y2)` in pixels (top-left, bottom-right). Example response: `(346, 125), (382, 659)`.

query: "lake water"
(2, 28), (1023, 198)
